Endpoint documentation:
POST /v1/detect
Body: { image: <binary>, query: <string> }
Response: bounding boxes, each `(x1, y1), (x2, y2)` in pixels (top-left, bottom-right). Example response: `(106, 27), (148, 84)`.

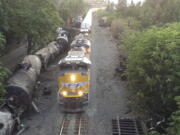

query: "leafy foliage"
(0, 32), (5, 53)
(116, 0), (180, 28)
(124, 23), (180, 117)
(110, 18), (128, 40)
(0, 0), (62, 52)
(0, 65), (10, 102)
(166, 96), (180, 135)
(58, 0), (87, 22)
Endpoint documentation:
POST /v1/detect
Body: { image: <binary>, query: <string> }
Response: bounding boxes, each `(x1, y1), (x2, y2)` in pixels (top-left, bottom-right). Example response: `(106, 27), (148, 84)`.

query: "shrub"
(124, 23), (180, 117)
(166, 96), (180, 135)
(0, 65), (10, 103)
(0, 33), (5, 54)
(126, 17), (142, 30)
(110, 19), (128, 40)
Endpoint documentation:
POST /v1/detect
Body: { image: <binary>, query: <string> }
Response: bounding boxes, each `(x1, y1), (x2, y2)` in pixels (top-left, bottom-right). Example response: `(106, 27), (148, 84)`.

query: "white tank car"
(80, 9), (93, 33)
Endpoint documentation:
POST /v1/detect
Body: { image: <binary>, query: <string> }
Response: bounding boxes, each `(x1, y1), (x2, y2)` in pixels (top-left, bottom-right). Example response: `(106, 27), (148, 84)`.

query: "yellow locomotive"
(57, 51), (91, 112)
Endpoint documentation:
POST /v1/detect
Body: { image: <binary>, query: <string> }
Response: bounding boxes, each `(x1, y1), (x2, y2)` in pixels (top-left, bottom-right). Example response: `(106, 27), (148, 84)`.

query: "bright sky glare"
(104, 0), (145, 5)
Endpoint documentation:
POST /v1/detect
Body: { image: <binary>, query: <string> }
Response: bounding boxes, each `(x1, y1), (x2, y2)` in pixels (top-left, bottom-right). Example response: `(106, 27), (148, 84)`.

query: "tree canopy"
(0, 0), (62, 53)
(125, 23), (180, 116)
(58, 0), (88, 22)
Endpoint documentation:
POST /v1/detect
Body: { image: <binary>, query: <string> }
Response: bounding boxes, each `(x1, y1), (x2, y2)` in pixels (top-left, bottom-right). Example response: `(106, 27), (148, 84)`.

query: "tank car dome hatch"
(0, 111), (14, 135)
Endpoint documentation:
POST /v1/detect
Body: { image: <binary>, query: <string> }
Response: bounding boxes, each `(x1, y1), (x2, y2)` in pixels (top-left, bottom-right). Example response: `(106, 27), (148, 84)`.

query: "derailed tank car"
(5, 67), (38, 114)
(1, 28), (71, 132)
(57, 51), (91, 112)
(5, 28), (69, 114)
(35, 29), (69, 70)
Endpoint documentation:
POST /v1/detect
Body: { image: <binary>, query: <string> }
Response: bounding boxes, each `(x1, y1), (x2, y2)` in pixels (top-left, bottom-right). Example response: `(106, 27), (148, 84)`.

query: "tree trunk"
(27, 35), (32, 54)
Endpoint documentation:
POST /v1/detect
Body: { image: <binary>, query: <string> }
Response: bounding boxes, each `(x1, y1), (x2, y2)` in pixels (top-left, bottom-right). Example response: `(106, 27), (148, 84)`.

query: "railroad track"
(59, 115), (70, 135)
(59, 114), (88, 135)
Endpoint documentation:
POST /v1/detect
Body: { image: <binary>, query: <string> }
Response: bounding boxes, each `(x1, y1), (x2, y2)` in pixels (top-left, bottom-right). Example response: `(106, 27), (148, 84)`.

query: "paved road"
(21, 15), (130, 135)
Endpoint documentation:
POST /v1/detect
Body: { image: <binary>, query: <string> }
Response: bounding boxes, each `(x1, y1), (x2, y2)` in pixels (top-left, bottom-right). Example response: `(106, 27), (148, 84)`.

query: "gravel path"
(21, 15), (130, 135)
(87, 16), (129, 135)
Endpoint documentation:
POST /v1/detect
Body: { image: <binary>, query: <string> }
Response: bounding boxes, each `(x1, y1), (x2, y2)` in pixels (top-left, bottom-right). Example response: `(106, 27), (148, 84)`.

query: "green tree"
(167, 96), (180, 135)
(58, 0), (87, 22)
(0, 0), (8, 32)
(1, 0), (62, 53)
(124, 23), (180, 117)
(0, 33), (5, 53)
(0, 65), (10, 101)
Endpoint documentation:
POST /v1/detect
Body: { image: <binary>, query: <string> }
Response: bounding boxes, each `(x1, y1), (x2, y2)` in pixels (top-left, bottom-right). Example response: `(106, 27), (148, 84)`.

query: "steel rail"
(117, 116), (121, 135)
(59, 115), (68, 135)
(59, 119), (65, 135)
(77, 117), (82, 135)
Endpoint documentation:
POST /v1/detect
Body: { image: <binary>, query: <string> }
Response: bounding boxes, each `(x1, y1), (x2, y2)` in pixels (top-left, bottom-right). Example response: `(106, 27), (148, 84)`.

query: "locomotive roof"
(58, 51), (91, 65)
(68, 51), (84, 57)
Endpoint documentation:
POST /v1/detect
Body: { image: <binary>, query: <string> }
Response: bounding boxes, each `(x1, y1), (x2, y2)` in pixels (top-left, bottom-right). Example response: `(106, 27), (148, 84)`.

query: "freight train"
(0, 29), (69, 135)
(57, 33), (91, 112)
(57, 10), (93, 112)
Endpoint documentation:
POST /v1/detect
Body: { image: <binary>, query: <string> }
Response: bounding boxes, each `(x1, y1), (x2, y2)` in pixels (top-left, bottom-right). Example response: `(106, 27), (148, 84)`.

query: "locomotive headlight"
(78, 91), (83, 96)
(70, 74), (76, 82)
(62, 91), (68, 96)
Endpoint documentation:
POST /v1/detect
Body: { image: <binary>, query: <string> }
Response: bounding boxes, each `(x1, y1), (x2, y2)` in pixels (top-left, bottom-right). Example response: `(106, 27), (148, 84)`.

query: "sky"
(104, 0), (145, 5)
